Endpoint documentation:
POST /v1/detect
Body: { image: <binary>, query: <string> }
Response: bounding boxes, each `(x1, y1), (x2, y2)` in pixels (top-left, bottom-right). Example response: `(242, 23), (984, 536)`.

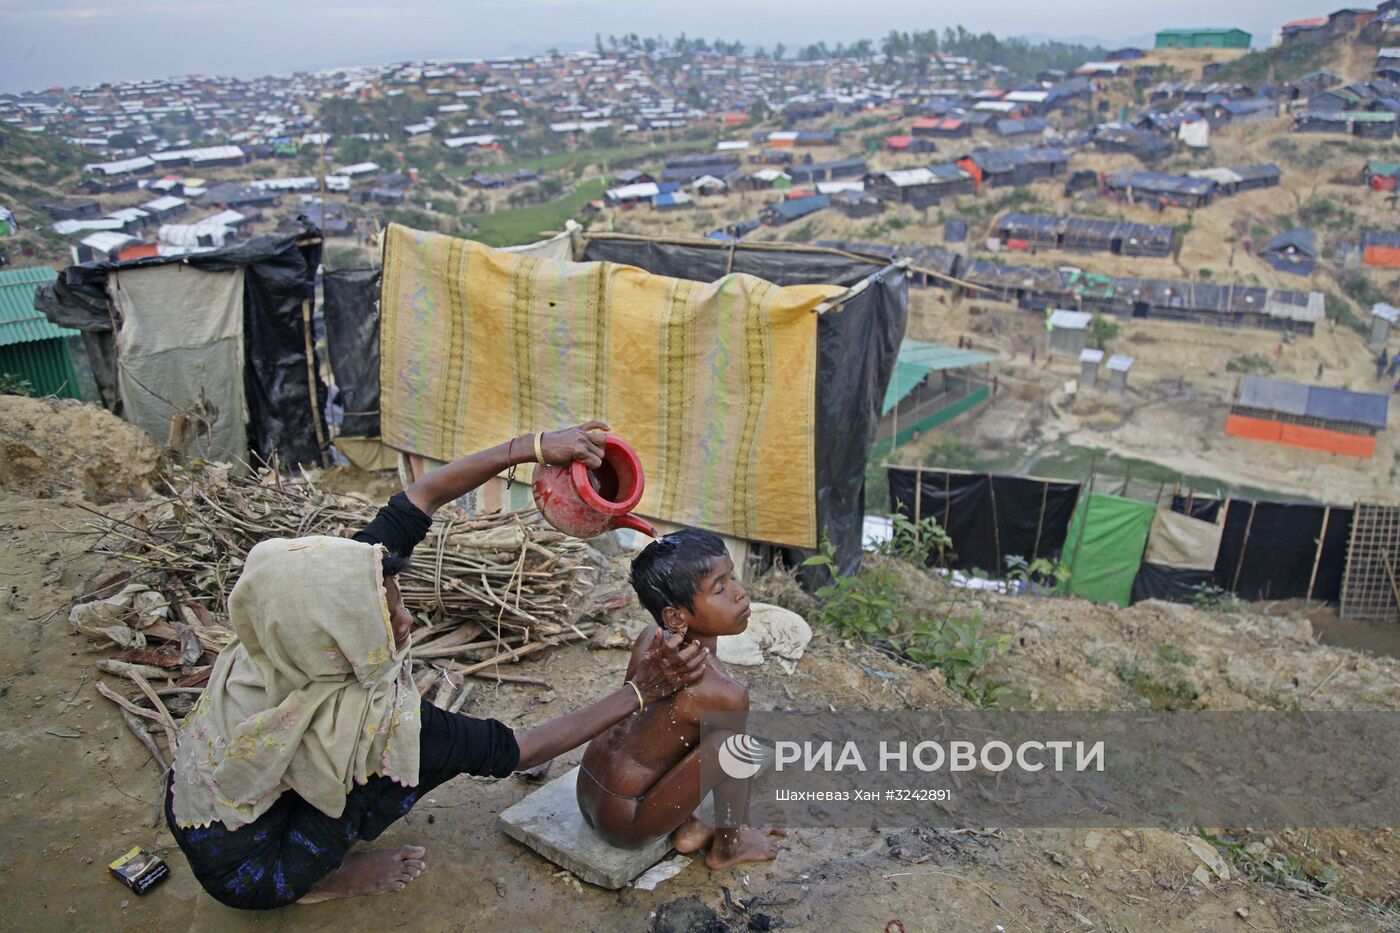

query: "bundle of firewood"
(75, 463), (612, 768)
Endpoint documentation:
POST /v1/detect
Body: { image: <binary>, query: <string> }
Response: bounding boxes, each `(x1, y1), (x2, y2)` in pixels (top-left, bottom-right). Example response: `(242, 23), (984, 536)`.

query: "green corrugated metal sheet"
(0, 266), (75, 348)
(883, 339), (999, 414)
(0, 337), (80, 398)
(1154, 28), (1251, 48)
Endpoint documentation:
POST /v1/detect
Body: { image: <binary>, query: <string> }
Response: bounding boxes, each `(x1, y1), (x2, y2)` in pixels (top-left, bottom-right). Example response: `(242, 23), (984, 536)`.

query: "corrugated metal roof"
(1238, 376), (1312, 417)
(0, 266), (75, 348)
(883, 339), (999, 414)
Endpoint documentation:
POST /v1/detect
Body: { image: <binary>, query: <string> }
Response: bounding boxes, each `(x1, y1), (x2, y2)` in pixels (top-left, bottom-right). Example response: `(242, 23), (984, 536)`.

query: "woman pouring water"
(164, 423), (706, 909)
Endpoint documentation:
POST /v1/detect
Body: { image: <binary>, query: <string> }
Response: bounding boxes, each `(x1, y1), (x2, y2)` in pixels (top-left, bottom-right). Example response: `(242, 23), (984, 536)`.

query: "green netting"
(1060, 492), (1155, 607)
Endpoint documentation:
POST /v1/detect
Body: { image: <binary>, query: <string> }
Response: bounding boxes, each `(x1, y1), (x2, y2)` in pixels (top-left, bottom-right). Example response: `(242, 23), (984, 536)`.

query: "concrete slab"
(497, 765), (672, 889)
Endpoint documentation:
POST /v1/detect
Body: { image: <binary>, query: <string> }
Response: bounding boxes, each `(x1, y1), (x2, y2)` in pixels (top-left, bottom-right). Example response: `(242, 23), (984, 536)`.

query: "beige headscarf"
(171, 536), (421, 829)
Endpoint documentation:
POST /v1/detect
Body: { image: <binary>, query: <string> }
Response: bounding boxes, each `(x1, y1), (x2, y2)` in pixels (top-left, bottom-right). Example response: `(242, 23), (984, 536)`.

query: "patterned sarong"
(379, 224), (836, 547)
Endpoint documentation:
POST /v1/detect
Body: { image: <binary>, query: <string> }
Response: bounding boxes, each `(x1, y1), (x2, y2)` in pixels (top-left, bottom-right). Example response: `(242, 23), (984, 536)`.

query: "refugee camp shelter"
(1260, 228), (1319, 275)
(1186, 164), (1281, 196)
(1105, 170), (1216, 208)
(994, 214), (1175, 257)
(37, 230), (328, 468)
(0, 266), (81, 399)
(1362, 230), (1400, 268)
(865, 168), (971, 208)
(1155, 28), (1251, 49)
(875, 339), (999, 452)
(1047, 309), (1092, 356)
(760, 194), (829, 225)
(1364, 161), (1400, 190)
(1106, 354), (1134, 395)
(958, 147), (1069, 188)
(1227, 375), (1389, 457)
(1371, 302), (1399, 348)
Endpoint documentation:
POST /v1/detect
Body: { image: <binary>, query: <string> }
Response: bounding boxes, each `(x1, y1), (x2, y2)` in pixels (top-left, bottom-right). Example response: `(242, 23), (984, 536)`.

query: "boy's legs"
(617, 730), (784, 867)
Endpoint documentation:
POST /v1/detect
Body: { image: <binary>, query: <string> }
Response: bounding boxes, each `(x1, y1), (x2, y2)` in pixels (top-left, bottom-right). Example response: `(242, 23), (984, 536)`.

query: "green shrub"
(872, 510), (953, 566)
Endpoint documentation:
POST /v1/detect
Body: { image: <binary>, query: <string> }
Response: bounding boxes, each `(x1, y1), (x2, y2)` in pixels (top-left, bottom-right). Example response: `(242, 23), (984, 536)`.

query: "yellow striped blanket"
(379, 224), (836, 547)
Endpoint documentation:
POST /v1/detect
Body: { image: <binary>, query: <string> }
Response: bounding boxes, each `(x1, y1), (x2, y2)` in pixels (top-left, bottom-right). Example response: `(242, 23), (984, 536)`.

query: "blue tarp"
(1306, 386), (1390, 429)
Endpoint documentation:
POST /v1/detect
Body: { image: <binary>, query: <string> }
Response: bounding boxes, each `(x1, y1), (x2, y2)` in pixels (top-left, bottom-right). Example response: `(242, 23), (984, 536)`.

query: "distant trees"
(601, 27), (1100, 78)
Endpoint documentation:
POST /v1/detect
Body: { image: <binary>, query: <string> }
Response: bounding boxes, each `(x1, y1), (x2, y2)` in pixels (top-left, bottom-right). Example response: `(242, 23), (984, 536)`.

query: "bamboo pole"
(301, 298), (328, 462)
(1306, 506), (1332, 603)
(1231, 500), (1256, 594)
(1031, 480), (1048, 560)
(988, 474), (1004, 572)
(1067, 456), (1098, 593)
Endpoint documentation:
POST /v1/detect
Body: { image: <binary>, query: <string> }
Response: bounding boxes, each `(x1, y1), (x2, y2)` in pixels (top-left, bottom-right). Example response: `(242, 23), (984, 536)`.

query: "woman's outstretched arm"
(403, 421), (609, 516)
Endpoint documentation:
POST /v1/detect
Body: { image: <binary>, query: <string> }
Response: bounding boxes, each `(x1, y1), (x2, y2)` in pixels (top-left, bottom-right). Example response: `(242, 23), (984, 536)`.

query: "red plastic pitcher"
(532, 434), (657, 539)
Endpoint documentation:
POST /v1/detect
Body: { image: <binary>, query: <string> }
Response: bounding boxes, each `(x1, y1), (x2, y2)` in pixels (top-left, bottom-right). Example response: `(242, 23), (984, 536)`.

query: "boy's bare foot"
(672, 815), (715, 853)
(297, 846), (427, 903)
(705, 827), (781, 870)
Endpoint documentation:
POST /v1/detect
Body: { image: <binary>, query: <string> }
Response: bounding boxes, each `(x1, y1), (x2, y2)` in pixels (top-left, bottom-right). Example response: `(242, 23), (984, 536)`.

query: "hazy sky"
(1, 0), (1330, 94)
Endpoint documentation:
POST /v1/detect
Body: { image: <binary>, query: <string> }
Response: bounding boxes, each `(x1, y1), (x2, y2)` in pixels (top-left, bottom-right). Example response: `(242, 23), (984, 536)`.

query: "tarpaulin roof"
(1107, 169), (1215, 196)
(1239, 376), (1390, 429)
(0, 266), (74, 348)
(882, 339), (999, 414)
(965, 146), (1068, 172)
(1306, 386), (1389, 429)
(1261, 227), (1318, 258)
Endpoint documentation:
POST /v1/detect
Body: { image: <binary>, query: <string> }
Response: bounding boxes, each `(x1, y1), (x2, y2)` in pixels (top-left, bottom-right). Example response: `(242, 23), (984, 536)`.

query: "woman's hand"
(537, 421), (609, 469)
(630, 629), (708, 704)
(511, 628), (707, 771)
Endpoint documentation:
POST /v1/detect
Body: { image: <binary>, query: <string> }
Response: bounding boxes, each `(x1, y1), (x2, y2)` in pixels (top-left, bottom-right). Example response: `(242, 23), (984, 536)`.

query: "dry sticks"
(82, 463), (596, 765)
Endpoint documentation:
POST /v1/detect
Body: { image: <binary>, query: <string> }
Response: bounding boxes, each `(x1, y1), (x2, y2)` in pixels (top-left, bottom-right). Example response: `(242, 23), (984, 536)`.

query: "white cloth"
(716, 603), (812, 674)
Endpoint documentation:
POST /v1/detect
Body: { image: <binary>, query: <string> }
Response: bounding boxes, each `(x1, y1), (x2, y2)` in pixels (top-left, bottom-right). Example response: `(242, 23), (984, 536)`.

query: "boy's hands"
(631, 629), (707, 704)
(536, 421), (609, 469)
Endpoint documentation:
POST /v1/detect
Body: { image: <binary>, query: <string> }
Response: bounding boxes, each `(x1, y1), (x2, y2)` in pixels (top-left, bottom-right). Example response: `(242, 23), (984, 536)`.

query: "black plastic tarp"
(580, 236), (885, 288)
(887, 468), (1081, 574)
(1172, 495), (1353, 602)
(580, 236), (909, 577)
(1130, 562), (1213, 603)
(239, 235), (326, 466)
(35, 229), (326, 467)
(322, 268), (382, 438)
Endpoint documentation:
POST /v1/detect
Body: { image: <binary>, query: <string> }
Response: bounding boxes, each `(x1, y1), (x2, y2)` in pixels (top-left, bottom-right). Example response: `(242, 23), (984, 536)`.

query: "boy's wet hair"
(382, 552), (411, 578)
(630, 529), (728, 623)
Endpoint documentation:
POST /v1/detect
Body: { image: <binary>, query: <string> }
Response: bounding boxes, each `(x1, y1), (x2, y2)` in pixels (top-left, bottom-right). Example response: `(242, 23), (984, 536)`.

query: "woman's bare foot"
(705, 827), (781, 870)
(672, 815), (715, 853)
(297, 846), (427, 904)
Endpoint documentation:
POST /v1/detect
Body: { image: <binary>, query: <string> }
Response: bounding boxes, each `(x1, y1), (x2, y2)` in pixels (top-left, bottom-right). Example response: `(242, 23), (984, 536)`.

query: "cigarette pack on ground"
(108, 847), (170, 895)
